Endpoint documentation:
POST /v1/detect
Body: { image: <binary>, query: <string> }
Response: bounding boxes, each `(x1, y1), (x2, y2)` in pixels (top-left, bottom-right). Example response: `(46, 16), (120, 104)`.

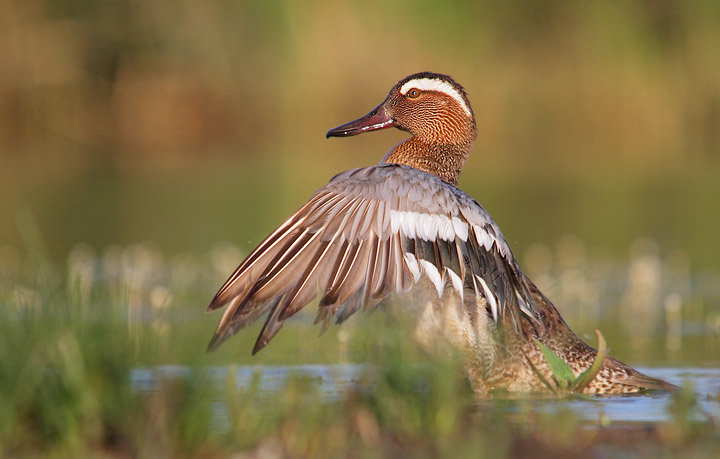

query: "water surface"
(131, 364), (720, 426)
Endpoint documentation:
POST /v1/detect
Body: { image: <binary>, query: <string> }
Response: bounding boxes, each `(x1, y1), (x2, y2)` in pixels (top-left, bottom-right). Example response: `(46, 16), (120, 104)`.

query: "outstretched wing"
(207, 164), (539, 353)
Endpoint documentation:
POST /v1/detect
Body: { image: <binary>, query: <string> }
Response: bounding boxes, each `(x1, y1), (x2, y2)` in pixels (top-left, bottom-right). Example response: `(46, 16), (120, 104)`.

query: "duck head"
(326, 72), (477, 186)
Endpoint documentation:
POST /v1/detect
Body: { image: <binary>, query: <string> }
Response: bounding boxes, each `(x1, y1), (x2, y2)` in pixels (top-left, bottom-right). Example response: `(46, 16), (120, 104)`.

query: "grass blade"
(571, 330), (608, 393)
(535, 339), (575, 391)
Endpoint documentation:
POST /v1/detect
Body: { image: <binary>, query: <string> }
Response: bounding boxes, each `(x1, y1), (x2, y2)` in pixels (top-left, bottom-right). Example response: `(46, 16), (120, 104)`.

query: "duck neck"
(381, 136), (473, 187)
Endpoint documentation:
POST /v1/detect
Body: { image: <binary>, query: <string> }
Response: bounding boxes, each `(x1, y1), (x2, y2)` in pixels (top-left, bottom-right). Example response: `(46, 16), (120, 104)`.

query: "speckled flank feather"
(207, 72), (676, 394)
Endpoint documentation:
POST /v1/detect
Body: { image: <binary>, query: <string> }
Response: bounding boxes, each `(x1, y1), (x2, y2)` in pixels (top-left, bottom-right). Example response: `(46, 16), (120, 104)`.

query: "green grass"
(1, 245), (719, 457)
(534, 330), (608, 395)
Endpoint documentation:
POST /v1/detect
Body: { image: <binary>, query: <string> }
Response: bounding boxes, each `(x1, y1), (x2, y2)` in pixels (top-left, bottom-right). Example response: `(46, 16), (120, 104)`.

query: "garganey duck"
(207, 72), (675, 395)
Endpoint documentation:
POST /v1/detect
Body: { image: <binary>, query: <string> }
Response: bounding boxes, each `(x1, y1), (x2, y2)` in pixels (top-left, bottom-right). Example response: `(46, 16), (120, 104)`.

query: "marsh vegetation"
(1, 239), (718, 456)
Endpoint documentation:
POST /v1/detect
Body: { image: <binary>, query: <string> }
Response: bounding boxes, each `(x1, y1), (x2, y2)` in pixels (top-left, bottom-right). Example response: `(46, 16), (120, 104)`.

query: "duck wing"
(207, 164), (540, 353)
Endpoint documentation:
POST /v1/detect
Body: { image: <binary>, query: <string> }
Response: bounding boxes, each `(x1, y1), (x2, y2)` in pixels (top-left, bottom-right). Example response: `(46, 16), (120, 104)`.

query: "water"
(131, 364), (720, 426)
(494, 367), (720, 423)
(132, 364), (367, 403)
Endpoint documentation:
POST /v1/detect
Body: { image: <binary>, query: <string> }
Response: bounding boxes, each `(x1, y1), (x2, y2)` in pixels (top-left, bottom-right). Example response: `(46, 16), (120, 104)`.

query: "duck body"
(207, 72), (674, 395)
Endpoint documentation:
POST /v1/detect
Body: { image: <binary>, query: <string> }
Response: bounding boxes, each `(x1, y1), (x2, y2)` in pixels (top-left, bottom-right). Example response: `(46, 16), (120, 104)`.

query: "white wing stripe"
(476, 276), (499, 323)
(446, 268), (464, 302)
(452, 217), (468, 241)
(389, 210), (463, 242)
(403, 253), (422, 282)
(419, 259), (443, 297)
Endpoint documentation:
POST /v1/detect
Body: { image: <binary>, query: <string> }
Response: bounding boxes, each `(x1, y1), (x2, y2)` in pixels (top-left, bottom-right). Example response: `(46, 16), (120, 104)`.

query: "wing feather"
(372, 236), (396, 299)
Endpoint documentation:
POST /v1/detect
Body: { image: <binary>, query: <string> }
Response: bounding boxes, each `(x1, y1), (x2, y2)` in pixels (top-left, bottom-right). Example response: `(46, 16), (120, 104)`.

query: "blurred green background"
(1, 0), (719, 267)
(2, 1), (720, 455)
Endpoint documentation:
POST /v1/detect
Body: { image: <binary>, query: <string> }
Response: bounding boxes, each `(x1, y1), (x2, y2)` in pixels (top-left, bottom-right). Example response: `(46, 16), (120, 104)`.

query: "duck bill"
(326, 104), (395, 138)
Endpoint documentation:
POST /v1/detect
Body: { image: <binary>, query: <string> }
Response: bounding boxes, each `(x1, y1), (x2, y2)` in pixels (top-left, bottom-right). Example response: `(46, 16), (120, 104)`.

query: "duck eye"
(407, 88), (420, 98)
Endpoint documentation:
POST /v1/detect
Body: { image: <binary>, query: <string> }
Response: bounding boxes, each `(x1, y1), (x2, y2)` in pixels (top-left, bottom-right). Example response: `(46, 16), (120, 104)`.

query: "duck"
(206, 72), (675, 395)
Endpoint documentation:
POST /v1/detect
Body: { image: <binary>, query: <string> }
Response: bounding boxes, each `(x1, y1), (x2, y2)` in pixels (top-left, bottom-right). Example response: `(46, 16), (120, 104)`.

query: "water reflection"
(131, 365), (720, 425)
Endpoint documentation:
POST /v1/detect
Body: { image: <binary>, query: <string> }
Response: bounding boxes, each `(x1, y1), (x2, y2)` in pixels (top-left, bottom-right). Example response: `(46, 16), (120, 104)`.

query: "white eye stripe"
(399, 78), (472, 117)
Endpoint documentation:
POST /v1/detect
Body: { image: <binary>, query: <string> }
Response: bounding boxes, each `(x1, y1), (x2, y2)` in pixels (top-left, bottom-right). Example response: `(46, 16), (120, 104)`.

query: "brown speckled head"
(327, 72), (478, 186)
(384, 72), (477, 144)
